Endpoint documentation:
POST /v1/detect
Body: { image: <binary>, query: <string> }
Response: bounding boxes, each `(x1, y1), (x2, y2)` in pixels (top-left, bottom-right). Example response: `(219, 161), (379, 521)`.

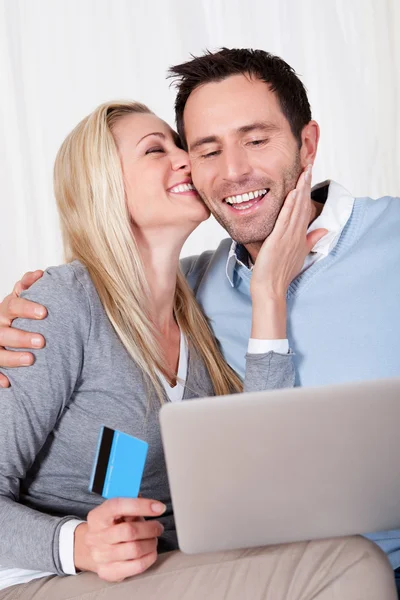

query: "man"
(0, 48), (398, 598)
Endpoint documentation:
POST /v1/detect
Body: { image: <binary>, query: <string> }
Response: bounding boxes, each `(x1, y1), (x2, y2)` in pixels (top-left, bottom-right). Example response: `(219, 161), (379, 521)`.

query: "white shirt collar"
(306, 180), (354, 257)
(226, 180), (355, 286)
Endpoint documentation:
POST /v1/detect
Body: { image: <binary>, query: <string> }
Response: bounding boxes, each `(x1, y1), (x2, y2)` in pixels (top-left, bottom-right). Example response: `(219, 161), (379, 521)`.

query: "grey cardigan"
(0, 261), (294, 574)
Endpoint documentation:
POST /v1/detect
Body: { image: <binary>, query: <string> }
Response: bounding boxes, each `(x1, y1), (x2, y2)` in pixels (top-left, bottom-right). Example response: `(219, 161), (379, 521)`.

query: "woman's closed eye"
(145, 146), (165, 155)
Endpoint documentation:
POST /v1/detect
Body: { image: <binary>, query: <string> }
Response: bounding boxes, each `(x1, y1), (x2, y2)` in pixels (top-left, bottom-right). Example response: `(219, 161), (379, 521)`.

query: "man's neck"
(245, 199), (324, 264)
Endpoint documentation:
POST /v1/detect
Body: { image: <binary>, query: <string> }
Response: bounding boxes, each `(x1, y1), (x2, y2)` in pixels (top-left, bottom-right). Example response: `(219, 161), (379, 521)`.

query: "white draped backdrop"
(0, 0), (399, 299)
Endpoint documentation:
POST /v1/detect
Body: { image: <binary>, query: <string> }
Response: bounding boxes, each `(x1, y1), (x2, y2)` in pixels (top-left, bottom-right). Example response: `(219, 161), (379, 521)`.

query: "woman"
(0, 101), (324, 597)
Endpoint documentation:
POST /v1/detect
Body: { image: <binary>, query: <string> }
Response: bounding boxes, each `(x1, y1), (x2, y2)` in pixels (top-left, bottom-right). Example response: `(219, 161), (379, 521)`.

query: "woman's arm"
(0, 264), (89, 574)
(244, 297), (295, 392)
(244, 165), (327, 393)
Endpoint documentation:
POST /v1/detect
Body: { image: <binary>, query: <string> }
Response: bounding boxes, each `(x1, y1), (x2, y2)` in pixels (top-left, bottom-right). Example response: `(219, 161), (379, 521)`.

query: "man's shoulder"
(356, 193), (400, 206)
(354, 194), (400, 226)
(180, 238), (232, 289)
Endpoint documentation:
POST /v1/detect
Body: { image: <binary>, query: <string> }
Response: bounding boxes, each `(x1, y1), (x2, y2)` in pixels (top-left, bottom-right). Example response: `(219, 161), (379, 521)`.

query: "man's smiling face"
(184, 73), (304, 245)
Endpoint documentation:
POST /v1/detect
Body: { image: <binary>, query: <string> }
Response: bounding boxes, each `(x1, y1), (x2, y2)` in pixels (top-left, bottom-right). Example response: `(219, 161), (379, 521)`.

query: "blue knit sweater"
(182, 193), (400, 568)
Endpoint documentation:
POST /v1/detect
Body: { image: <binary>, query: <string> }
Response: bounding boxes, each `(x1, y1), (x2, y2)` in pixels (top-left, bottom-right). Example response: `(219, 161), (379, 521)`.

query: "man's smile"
(222, 188), (270, 212)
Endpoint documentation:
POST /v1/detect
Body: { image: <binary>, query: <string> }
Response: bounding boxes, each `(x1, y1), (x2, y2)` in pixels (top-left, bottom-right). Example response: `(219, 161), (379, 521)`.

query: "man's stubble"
(196, 151), (302, 249)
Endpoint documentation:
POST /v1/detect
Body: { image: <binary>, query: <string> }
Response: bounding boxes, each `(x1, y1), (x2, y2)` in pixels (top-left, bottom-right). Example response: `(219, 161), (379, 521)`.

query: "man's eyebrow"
(189, 121), (279, 152)
(189, 135), (219, 153)
(237, 121), (279, 135)
(137, 132), (166, 146)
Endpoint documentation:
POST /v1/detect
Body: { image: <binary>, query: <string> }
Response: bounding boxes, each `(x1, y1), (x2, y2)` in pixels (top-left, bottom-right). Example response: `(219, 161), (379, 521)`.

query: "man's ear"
(300, 120), (320, 167)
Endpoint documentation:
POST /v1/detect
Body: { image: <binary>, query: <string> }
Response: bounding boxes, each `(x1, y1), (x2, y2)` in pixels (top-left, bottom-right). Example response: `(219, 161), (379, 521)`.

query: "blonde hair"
(54, 100), (242, 401)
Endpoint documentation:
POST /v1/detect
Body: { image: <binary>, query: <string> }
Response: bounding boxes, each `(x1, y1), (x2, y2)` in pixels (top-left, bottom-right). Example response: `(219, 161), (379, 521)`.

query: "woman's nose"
(171, 148), (191, 173)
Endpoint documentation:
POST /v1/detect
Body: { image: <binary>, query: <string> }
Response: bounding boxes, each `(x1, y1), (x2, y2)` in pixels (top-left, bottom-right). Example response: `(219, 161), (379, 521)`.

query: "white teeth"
(233, 201), (255, 210)
(170, 183), (195, 193)
(225, 188), (267, 205)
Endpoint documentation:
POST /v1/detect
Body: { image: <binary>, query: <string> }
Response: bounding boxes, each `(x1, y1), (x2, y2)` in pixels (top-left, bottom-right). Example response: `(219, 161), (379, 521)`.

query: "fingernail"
(20, 354), (33, 366)
(305, 164), (313, 183)
(151, 502), (166, 514)
(292, 190), (297, 200)
(31, 336), (43, 348)
(34, 307), (45, 318)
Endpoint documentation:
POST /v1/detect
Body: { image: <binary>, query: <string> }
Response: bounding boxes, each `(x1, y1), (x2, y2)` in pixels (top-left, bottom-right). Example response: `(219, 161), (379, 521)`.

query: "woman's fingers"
(91, 537), (158, 565)
(270, 164), (313, 241)
(287, 164), (313, 233)
(87, 497), (166, 532)
(306, 228), (329, 253)
(270, 188), (297, 238)
(84, 497), (166, 583)
(96, 550), (158, 583)
(91, 518), (164, 545)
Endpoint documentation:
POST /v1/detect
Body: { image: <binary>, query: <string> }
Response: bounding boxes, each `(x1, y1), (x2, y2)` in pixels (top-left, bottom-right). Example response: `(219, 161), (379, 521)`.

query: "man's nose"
(220, 146), (252, 182)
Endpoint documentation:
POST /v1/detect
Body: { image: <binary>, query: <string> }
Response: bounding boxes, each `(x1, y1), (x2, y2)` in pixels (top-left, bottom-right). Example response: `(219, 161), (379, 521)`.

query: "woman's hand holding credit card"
(73, 427), (165, 582)
(74, 497), (166, 581)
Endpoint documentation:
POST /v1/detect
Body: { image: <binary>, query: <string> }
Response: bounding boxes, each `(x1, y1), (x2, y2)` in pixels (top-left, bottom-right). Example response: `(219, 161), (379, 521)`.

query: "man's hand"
(75, 497), (166, 582)
(0, 270), (47, 388)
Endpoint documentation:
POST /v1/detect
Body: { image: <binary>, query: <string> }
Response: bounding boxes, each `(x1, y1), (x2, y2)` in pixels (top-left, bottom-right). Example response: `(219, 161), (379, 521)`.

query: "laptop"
(159, 378), (400, 554)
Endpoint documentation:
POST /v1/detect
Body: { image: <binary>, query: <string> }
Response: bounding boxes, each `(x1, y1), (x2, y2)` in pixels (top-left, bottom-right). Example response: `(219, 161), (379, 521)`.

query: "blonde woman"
(0, 101), (327, 600)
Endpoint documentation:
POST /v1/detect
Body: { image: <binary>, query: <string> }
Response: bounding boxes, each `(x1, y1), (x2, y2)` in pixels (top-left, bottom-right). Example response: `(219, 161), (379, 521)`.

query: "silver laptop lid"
(160, 378), (400, 554)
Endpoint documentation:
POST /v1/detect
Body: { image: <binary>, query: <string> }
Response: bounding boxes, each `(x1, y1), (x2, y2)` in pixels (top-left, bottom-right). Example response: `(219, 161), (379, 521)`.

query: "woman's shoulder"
(10, 261), (96, 349)
(20, 260), (96, 317)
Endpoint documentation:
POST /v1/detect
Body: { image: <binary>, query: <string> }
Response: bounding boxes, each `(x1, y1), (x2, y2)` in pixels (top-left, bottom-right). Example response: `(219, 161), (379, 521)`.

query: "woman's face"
(112, 112), (210, 239)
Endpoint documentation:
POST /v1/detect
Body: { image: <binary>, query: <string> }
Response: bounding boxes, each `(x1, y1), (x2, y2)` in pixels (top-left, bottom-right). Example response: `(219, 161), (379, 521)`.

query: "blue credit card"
(89, 426), (148, 499)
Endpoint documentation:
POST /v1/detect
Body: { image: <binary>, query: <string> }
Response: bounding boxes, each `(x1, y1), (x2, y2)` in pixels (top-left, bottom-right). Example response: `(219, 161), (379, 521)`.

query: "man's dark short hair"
(168, 48), (312, 149)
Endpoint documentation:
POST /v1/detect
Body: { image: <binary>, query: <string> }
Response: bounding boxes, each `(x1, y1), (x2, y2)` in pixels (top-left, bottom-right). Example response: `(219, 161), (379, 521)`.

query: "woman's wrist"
(251, 296), (287, 340)
(250, 279), (287, 301)
(74, 522), (95, 573)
